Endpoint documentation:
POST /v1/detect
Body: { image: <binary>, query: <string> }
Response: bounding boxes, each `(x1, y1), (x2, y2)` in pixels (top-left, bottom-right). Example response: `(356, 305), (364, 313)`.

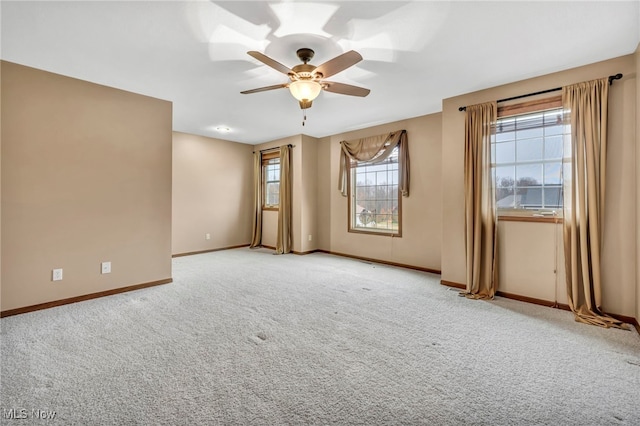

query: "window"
(493, 99), (569, 216)
(348, 145), (401, 235)
(262, 152), (280, 209)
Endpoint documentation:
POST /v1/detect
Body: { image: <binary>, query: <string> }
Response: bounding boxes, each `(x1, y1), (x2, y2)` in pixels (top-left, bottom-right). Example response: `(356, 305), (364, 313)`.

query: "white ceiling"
(2, 1), (639, 145)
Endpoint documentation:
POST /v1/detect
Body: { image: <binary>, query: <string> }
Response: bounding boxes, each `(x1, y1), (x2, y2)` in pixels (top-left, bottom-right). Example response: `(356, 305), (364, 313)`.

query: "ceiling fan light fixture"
(288, 80), (321, 102)
(242, 48), (368, 113)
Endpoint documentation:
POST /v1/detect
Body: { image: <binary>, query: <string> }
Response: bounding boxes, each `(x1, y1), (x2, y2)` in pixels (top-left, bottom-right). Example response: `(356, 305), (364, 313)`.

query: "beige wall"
(1, 61), (173, 312)
(316, 136), (332, 251)
(316, 114), (442, 271)
(172, 132), (253, 255)
(442, 54), (637, 317)
(636, 44), (640, 324)
(0, 59), (3, 308)
(300, 135), (318, 253)
(498, 222), (566, 305)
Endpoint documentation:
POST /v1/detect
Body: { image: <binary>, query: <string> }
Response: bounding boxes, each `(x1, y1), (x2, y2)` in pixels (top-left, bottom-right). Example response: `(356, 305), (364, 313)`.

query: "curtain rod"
(253, 144), (295, 154)
(457, 73), (623, 111)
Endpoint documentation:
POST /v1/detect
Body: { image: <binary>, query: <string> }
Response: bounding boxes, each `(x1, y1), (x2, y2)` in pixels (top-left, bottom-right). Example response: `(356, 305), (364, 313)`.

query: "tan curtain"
(463, 102), (498, 299)
(249, 151), (262, 248)
(276, 145), (292, 254)
(338, 130), (409, 197)
(562, 78), (626, 329)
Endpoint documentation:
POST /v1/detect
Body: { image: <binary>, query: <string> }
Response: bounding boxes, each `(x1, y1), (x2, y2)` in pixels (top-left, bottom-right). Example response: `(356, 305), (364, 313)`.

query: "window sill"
(348, 228), (402, 237)
(498, 215), (563, 224)
(262, 207), (278, 212)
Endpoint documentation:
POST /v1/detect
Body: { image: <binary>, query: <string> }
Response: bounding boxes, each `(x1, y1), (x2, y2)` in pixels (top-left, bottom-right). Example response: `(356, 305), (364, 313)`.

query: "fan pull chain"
(302, 109), (307, 126)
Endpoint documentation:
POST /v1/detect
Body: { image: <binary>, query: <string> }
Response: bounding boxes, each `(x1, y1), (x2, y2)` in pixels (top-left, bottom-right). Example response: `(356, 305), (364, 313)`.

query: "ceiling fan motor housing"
(291, 63), (317, 80)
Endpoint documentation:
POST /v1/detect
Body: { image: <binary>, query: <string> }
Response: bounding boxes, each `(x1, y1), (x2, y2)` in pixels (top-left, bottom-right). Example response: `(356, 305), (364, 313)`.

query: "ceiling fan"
(241, 48), (370, 110)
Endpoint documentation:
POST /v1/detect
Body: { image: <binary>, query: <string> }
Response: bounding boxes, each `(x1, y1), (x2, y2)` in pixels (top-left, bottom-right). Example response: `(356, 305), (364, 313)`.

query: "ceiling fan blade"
(247, 51), (295, 76)
(241, 84), (288, 94)
(314, 50), (362, 78)
(322, 81), (370, 97)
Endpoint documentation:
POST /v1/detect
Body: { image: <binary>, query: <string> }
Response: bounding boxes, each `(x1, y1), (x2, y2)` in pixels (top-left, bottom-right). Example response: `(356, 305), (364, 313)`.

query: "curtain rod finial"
(458, 106), (467, 112)
(608, 73), (623, 85)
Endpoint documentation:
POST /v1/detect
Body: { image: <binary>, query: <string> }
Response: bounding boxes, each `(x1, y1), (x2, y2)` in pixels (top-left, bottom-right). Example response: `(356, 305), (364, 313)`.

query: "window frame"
(262, 151), (280, 211)
(493, 95), (566, 223)
(347, 144), (402, 237)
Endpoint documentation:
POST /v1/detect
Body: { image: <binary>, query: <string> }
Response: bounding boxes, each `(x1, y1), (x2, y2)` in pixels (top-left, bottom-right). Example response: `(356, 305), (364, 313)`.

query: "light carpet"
(1, 248), (639, 425)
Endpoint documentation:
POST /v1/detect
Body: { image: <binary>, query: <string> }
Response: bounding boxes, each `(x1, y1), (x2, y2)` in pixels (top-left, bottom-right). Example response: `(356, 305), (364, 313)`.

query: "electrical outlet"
(308, 234), (312, 241)
(101, 262), (111, 274)
(52, 269), (63, 281)
(205, 233), (211, 240)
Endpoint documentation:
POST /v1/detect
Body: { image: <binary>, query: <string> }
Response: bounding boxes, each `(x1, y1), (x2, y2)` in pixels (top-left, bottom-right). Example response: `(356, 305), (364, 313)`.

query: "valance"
(338, 130), (409, 197)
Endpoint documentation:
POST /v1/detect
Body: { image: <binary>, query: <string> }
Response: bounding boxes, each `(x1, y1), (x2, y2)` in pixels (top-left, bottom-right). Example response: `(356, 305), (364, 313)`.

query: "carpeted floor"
(1, 248), (639, 425)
